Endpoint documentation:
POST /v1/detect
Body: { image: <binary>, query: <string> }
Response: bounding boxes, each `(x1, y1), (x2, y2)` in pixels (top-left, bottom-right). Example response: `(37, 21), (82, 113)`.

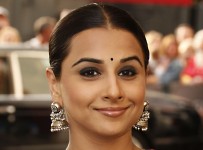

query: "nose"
(103, 75), (124, 102)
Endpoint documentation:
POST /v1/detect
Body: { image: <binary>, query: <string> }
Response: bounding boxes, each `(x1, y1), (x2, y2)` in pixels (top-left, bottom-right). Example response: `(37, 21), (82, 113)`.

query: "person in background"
(25, 16), (56, 48)
(193, 29), (203, 74)
(174, 23), (194, 44)
(0, 26), (21, 45)
(178, 38), (194, 61)
(0, 6), (10, 30)
(181, 29), (203, 84)
(46, 3), (151, 150)
(145, 30), (163, 84)
(178, 38), (195, 84)
(155, 34), (183, 92)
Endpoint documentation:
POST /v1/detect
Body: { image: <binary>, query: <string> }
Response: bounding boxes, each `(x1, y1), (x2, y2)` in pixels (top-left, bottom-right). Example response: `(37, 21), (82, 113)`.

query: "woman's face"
(48, 28), (147, 137)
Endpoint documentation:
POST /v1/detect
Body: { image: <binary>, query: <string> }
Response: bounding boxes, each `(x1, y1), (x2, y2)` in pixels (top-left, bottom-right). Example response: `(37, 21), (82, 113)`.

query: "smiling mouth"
(94, 106), (130, 118)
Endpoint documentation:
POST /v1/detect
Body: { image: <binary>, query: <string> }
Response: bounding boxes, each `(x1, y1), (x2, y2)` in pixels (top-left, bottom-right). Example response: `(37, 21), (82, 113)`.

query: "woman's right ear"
(46, 67), (63, 105)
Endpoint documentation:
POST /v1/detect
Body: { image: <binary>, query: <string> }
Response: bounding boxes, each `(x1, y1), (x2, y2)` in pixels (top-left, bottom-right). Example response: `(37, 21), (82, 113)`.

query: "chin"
(95, 124), (130, 138)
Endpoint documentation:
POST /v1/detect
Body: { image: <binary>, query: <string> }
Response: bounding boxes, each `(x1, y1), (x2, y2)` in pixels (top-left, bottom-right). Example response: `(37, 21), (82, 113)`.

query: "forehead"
(67, 28), (144, 62)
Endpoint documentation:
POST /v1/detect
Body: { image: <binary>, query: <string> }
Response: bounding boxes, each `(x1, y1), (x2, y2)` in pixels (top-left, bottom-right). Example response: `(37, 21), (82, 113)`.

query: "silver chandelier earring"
(50, 102), (69, 132)
(133, 101), (150, 131)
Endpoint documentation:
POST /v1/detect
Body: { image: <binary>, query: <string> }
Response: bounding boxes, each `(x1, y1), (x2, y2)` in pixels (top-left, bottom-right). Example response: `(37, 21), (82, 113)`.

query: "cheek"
(127, 76), (146, 99)
(124, 78), (146, 110)
(127, 85), (145, 105)
(124, 83), (146, 124)
(60, 82), (83, 107)
(59, 78), (98, 110)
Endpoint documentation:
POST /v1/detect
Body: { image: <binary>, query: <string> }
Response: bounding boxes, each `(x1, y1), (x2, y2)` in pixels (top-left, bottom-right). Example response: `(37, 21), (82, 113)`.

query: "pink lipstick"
(95, 107), (129, 117)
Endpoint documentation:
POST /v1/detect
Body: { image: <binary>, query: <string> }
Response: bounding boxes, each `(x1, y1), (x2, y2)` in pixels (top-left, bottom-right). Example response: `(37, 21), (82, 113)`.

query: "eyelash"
(79, 67), (101, 78)
(79, 66), (137, 79)
(118, 66), (137, 77)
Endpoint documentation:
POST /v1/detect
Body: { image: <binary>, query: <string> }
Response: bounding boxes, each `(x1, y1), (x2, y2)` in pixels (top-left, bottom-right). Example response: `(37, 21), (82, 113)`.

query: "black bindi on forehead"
(110, 58), (113, 61)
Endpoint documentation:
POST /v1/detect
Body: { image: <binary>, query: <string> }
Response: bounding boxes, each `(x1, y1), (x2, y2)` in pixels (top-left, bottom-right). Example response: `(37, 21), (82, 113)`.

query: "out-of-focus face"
(0, 27), (20, 44)
(0, 15), (9, 29)
(42, 25), (55, 43)
(176, 26), (194, 44)
(165, 39), (179, 59)
(48, 28), (147, 137)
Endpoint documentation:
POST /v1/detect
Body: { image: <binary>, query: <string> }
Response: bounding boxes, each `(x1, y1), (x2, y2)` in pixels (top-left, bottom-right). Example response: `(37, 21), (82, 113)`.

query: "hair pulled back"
(49, 3), (149, 79)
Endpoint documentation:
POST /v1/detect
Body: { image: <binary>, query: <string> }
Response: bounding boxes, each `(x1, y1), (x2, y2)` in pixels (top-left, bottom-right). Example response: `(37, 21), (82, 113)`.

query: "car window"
(0, 57), (11, 94)
(19, 57), (49, 94)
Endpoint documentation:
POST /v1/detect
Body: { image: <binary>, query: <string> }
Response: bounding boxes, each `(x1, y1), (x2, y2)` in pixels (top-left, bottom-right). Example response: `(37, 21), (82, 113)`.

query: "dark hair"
(49, 3), (149, 79)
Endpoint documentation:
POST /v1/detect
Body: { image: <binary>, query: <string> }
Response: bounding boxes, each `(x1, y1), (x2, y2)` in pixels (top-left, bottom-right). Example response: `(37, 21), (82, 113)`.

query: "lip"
(94, 106), (130, 118)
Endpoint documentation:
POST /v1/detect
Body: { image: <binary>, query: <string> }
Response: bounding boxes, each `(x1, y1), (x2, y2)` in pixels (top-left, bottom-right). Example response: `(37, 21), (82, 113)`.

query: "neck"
(66, 128), (141, 150)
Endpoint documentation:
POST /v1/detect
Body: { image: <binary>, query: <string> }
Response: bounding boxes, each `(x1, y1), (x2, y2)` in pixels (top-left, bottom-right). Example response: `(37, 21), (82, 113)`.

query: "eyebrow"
(72, 55), (143, 67)
(120, 56), (143, 67)
(72, 58), (104, 67)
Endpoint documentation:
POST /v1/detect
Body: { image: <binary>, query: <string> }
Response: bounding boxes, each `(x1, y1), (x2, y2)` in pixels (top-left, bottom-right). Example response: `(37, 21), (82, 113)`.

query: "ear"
(46, 67), (63, 106)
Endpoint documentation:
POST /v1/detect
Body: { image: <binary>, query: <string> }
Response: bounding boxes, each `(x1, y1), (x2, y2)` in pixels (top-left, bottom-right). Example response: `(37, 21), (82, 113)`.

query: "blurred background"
(0, 0), (203, 41)
(0, 0), (203, 150)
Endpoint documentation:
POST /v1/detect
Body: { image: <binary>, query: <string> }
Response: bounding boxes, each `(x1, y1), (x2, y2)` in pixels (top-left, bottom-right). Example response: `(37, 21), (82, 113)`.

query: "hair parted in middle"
(49, 3), (149, 79)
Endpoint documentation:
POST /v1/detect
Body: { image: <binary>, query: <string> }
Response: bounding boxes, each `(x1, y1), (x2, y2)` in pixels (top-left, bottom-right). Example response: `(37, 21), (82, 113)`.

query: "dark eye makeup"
(79, 67), (101, 78)
(79, 65), (138, 79)
(118, 65), (137, 77)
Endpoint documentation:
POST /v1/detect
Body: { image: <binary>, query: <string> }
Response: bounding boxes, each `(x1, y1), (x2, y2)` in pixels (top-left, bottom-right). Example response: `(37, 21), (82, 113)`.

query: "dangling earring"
(50, 102), (69, 132)
(133, 101), (150, 131)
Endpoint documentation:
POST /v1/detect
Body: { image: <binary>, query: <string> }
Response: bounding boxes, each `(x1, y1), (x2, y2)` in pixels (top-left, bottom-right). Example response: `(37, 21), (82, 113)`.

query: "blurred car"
(0, 46), (202, 150)
(133, 91), (202, 150)
(0, 46), (68, 150)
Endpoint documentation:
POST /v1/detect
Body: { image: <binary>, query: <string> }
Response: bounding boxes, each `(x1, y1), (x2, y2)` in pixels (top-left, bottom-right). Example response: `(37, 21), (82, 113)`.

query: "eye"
(118, 66), (137, 77)
(79, 67), (101, 78)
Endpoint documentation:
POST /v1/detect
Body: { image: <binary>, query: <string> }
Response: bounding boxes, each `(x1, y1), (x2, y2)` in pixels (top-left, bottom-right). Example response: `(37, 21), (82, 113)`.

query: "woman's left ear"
(46, 67), (63, 106)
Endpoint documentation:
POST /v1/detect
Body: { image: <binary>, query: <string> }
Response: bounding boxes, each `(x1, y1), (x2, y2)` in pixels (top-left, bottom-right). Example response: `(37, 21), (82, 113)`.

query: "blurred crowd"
(0, 6), (59, 48)
(0, 6), (203, 91)
(146, 24), (203, 91)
